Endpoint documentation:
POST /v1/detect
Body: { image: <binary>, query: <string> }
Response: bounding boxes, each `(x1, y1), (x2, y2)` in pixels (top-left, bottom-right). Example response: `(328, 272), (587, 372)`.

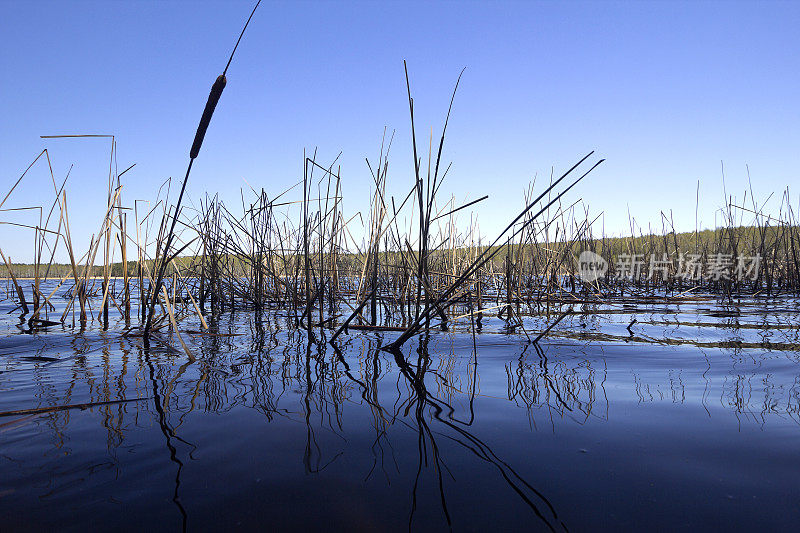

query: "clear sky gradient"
(2, 0), (799, 262)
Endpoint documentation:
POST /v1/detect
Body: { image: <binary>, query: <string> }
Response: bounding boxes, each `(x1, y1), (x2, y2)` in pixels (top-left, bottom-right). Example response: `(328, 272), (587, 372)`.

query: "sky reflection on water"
(2, 287), (800, 531)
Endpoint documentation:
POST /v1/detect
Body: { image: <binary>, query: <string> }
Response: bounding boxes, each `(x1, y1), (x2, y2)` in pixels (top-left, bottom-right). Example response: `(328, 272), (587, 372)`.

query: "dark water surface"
(2, 283), (800, 531)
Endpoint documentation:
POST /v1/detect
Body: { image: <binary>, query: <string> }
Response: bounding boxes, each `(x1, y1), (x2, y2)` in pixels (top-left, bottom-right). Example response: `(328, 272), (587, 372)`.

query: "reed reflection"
(3, 304), (800, 529)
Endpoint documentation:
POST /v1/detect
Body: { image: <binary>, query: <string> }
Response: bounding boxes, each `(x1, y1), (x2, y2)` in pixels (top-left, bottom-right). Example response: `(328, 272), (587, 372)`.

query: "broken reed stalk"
(0, 248), (28, 314)
(532, 307), (573, 344)
(162, 286), (193, 360)
(0, 397), (151, 418)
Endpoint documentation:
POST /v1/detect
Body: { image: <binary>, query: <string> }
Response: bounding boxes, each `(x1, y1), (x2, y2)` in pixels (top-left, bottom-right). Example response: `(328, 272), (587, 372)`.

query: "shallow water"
(2, 282), (800, 531)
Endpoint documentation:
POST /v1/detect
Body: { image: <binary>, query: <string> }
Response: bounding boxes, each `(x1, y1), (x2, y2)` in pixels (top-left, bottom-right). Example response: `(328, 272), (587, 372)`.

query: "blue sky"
(1, 0), (799, 262)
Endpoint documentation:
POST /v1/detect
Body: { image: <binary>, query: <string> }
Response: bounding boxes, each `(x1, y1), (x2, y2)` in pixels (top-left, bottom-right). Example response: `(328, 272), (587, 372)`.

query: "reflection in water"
(388, 335), (565, 531)
(507, 343), (608, 430)
(3, 287), (800, 529)
(143, 344), (189, 532)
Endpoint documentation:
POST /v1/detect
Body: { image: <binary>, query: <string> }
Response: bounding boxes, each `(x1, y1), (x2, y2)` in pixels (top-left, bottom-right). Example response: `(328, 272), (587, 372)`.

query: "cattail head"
(190, 74), (227, 159)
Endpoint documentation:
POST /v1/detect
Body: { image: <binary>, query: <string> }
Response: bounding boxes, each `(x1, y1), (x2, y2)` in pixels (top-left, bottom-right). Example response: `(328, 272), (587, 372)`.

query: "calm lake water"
(2, 281), (800, 531)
